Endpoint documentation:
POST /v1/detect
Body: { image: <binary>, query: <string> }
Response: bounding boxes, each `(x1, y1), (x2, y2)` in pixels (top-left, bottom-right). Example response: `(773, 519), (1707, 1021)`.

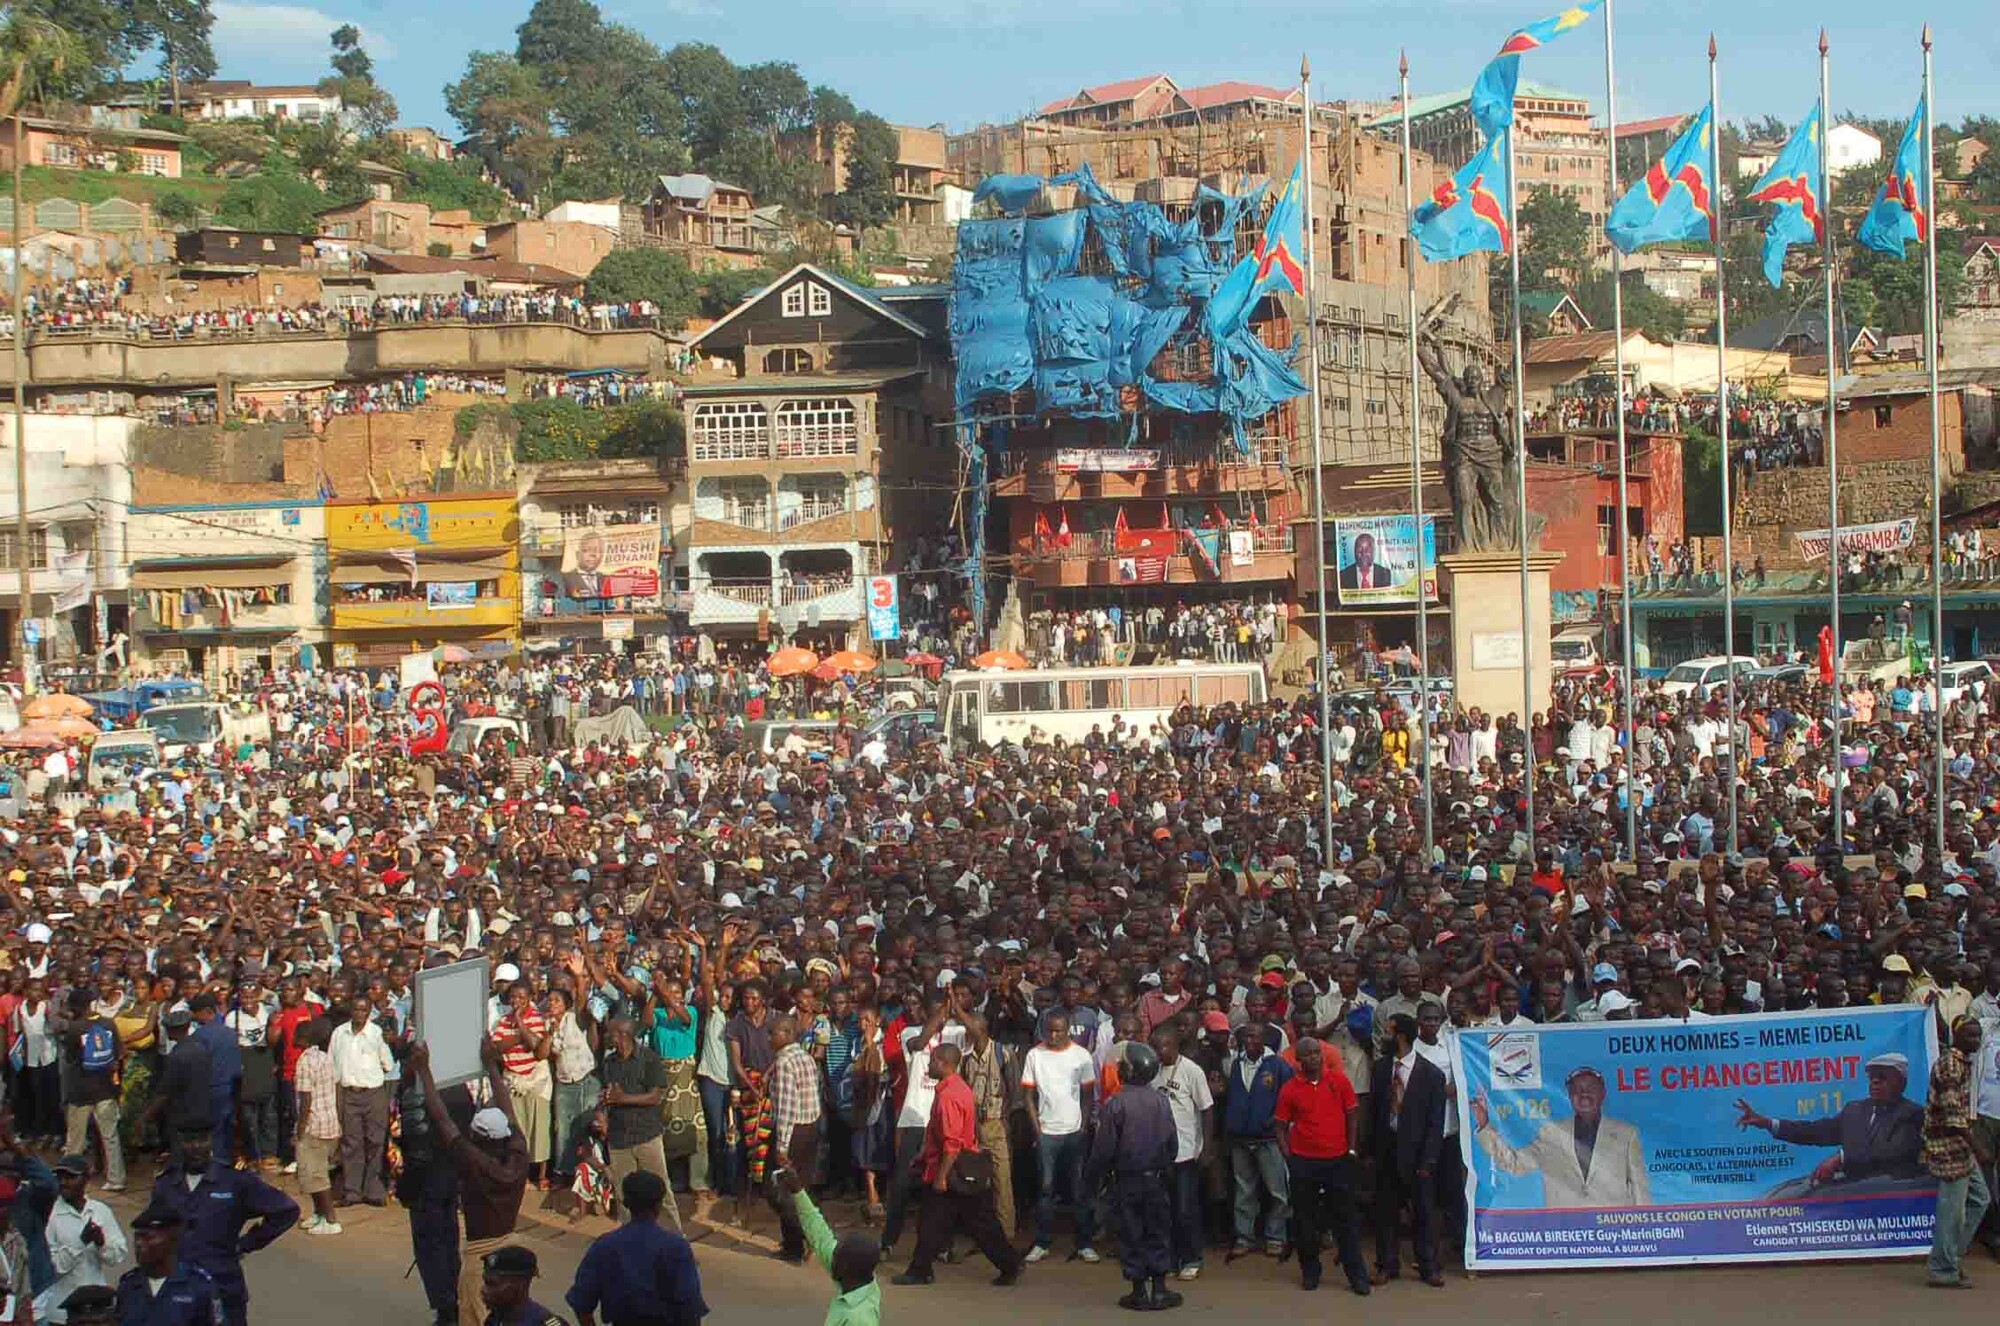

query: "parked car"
(1658, 655), (1760, 700)
(1745, 663), (1811, 687)
(1938, 659), (1995, 706)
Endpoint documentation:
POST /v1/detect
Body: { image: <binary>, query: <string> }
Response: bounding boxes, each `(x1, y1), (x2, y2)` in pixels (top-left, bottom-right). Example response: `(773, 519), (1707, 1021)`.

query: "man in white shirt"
(877, 998), (963, 1256)
(1021, 1011), (1100, 1264)
(327, 995), (395, 1206)
(1151, 1027), (1214, 1280)
(39, 1154), (127, 1323)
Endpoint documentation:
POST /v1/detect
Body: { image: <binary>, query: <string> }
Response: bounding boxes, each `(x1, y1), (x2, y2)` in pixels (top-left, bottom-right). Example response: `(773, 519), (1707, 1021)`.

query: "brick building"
(478, 219), (617, 279)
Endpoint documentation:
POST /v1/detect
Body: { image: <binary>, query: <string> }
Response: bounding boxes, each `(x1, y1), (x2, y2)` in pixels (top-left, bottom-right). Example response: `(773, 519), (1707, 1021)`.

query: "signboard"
(398, 650), (438, 693)
(560, 523), (661, 599)
(425, 582), (478, 609)
(1452, 1006), (1938, 1269)
(601, 616), (634, 641)
(412, 957), (491, 1089)
(1055, 448), (1160, 472)
(1118, 556), (1168, 584)
(329, 497), (517, 552)
(865, 575), (900, 641)
(21, 620), (40, 646)
(1471, 630), (1523, 670)
(1228, 530), (1255, 567)
(1794, 518), (1917, 563)
(1331, 516), (1437, 605)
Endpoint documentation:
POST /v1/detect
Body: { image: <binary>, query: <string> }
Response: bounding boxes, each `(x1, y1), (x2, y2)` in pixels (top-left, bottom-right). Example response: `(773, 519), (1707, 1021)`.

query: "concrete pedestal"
(1441, 550), (1563, 722)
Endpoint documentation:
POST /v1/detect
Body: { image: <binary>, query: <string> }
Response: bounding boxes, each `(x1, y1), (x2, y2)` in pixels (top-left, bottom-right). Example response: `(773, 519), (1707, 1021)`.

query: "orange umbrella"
(825, 650), (878, 674)
(21, 693), (91, 720)
(811, 660), (843, 683)
(31, 717), (98, 740)
(0, 728), (60, 749)
(766, 646), (820, 678)
(973, 649), (1030, 671)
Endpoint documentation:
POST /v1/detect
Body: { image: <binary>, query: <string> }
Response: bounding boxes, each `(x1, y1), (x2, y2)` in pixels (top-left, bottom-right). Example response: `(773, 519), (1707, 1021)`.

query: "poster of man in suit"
(1331, 517), (1436, 606)
(1471, 1066), (1652, 1208)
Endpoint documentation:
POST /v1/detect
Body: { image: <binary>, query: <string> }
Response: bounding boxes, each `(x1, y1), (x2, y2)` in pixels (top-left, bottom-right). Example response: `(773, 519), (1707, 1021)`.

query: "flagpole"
(1923, 24), (1945, 868)
(1301, 54), (1335, 863)
(1710, 36), (1739, 856)
(1605, 0), (1637, 861)
(1821, 29), (1845, 849)
(1402, 51), (1434, 864)
(1506, 121), (1536, 865)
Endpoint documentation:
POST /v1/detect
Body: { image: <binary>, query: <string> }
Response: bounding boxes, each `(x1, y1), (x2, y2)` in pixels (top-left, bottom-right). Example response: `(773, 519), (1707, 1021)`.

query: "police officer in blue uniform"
(1084, 1043), (1182, 1312)
(479, 1246), (568, 1326)
(146, 1123), (298, 1326)
(396, 1038), (466, 1326)
(115, 1205), (221, 1326)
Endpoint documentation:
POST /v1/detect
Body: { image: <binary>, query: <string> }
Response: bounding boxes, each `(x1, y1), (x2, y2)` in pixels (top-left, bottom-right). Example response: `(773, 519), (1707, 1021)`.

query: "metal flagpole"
(1302, 55), (1336, 861)
(1605, 0), (1638, 860)
(1402, 52), (1434, 863)
(1506, 122), (1536, 864)
(1711, 36), (1738, 855)
(1821, 29), (1845, 849)
(1923, 25), (1945, 867)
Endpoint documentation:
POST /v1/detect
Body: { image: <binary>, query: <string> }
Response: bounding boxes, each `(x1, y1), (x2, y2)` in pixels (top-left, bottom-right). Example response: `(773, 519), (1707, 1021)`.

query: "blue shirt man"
(566, 1174), (707, 1326)
(146, 1127), (297, 1325)
(116, 1205), (220, 1326)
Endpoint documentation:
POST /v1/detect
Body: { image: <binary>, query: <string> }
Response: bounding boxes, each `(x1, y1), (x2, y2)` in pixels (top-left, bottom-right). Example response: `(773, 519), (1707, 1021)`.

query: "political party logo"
(1487, 1031), (1543, 1091)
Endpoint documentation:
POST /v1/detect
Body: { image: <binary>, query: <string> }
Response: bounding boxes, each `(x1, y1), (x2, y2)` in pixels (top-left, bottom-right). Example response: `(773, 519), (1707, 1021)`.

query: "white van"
(447, 716), (525, 756)
(87, 730), (162, 789)
(143, 700), (272, 760)
(1658, 655), (1760, 700)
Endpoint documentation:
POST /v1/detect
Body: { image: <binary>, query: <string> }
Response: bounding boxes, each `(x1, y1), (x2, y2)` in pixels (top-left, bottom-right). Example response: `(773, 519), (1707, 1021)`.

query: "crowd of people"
(3, 280), (666, 343)
(0, 618), (1986, 1322)
(1023, 601), (1289, 668)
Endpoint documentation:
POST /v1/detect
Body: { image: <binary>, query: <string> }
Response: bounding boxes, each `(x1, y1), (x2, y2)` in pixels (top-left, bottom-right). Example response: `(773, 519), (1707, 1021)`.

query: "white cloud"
(211, 1), (395, 62)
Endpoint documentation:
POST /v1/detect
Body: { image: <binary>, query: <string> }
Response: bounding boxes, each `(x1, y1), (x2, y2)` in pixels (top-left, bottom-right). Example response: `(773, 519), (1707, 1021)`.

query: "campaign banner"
(1452, 1005), (1938, 1270)
(561, 523), (662, 599)
(1332, 516), (1437, 605)
(1055, 448), (1159, 472)
(1118, 555), (1167, 584)
(865, 575), (900, 641)
(426, 582), (477, 609)
(1228, 530), (1255, 567)
(1794, 517), (1916, 563)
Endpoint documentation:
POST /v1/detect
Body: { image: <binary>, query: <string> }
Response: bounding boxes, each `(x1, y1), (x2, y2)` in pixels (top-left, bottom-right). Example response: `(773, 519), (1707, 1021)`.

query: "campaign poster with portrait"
(1331, 516), (1436, 605)
(560, 524), (662, 599)
(1451, 1006), (1938, 1268)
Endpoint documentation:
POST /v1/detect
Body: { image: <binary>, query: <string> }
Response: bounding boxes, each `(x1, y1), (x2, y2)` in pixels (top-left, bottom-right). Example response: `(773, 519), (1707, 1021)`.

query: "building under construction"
(946, 74), (1491, 661)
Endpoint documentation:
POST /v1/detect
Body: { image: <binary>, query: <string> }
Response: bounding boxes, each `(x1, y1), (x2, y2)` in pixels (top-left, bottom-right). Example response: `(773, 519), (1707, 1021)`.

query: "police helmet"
(1122, 1043), (1162, 1086)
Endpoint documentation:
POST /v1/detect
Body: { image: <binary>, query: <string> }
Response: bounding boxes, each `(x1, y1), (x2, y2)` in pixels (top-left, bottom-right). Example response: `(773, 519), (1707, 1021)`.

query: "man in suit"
(1735, 1052), (1927, 1196)
(1339, 532), (1394, 591)
(1368, 1012), (1446, 1286)
(562, 530), (607, 599)
(1470, 1066), (1652, 1208)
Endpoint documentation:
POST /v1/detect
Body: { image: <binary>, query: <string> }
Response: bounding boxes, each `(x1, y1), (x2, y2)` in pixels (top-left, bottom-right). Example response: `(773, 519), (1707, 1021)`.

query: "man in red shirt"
(269, 977), (324, 1175)
(890, 1043), (1022, 1288)
(1274, 1038), (1371, 1295)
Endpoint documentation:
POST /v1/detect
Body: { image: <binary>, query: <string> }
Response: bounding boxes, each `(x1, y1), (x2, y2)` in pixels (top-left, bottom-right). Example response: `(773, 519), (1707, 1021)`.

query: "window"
(1873, 404), (1893, 428)
(808, 283), (832, 317)
(774, 398), (858, 457)
(716, 477), (771, 528)
(253, 99), (270, 116)
(782, 285), (806, 317)
(44, 142), (79, 167)
(690, 402), (770, 461)
(0, 529), (49, 570)
(762, 348), (814, 374)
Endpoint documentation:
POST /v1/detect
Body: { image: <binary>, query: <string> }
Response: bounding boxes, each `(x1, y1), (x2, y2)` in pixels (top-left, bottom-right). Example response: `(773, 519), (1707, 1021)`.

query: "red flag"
(1034, 508), (1053, 550)
(1817, 625), (1835, 685)
(1055, 508), (1072, 549)
(1115, 507), (1130, 535)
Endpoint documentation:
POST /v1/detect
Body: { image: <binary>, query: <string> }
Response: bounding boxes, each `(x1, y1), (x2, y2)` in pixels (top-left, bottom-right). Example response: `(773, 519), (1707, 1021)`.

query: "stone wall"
(1733, 461), (1943, 566)
(131, 421), (297, 485)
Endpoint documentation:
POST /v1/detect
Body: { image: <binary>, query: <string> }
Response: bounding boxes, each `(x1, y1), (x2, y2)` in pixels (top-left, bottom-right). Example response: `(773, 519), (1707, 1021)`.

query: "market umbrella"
(433, 644), (475, 664)
(811, 660), (843, 683)
(21, 693), (91, 721)
(766, 646), (819, 678)
(0, 728), (59, 749)
(973, 649), (1030, 671)
(826, 650), (878, 674)
(32, 717), (98, 739)
(905, 652), (943, 667)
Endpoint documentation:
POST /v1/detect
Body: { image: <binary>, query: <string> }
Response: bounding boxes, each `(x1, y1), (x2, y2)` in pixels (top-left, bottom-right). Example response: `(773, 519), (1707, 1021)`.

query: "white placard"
(1471, 630), (1524, 671)
(413, 956), (490, 1089)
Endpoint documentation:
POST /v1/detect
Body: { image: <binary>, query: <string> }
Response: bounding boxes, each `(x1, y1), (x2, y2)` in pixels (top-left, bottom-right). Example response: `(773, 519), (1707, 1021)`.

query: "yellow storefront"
(326, 495), (522, 667)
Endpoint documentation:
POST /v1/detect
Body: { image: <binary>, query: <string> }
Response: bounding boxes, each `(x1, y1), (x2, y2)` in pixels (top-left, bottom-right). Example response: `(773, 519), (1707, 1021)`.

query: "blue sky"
(203, 0), (2000, 139)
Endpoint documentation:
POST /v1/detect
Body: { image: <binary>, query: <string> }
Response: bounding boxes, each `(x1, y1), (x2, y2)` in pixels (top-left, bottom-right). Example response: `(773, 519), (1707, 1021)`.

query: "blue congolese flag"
(1204, 161), (1307, 342)
(1745, 105), (1826, 288)
(1470, 0), (1605, 140)
(1605, 105), (1716, 253)
(1857, 93), (1930, 257)
(1411, 130), (1512, 262)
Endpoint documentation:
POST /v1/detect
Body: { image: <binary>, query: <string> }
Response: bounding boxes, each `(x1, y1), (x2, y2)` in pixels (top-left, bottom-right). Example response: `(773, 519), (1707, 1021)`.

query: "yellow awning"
(131, 563), (297, 590)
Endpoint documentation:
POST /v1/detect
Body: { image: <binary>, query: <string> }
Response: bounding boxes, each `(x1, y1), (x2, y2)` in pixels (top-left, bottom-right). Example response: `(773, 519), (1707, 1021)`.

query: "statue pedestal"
(1441, 551), (1564, 722)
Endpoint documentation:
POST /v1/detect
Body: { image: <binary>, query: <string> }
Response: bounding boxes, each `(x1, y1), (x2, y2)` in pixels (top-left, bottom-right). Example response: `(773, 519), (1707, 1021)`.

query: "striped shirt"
(295, 1045), (340, 1140)
(770, 1041), (822, 1137)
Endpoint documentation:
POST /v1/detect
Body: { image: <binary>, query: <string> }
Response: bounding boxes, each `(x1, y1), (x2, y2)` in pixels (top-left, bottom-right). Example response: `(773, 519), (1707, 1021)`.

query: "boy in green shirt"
(774, 1164), (882, 1326)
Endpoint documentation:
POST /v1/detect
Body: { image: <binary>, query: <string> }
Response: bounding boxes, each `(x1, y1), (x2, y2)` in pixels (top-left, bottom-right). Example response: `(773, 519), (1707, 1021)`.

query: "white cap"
(470, 1107), (512, 1140)
(1598, 990), (1635, 1013)
(493, 963), (521, 983)
(24, 923), (51, 944)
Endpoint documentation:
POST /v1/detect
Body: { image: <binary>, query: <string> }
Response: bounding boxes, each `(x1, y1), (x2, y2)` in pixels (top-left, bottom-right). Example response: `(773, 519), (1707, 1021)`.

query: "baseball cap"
(1201, 1011), (1231, 1034)
(1591, 963), (1618, 984)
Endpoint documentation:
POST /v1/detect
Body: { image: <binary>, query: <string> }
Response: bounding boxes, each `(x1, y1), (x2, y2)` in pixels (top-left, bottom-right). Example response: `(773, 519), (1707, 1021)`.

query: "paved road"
(204, 1186), (1972, 1325)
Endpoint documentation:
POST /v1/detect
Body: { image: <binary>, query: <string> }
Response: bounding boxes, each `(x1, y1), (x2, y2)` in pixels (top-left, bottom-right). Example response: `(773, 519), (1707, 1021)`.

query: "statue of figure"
(1416, 331), (1535, 553)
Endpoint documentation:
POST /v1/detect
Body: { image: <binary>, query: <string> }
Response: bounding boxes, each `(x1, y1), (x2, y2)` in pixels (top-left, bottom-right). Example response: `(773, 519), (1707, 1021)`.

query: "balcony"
(778, 496), (855, 531)
(1018, 526), (1294, 590)
(777, 576), (861, 614)
(691, 431), (771, 463)
(774, 424), (860, 459)
(133, 600), (305, 636)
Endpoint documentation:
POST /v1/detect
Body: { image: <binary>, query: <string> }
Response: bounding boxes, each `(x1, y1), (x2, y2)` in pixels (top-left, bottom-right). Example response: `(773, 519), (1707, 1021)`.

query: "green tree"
(1577, 270), (1688, 342)
(329, 24), (371, 81)
(582, 247), (697, 323)
(828, 112), (898, 230)
(1517, 186), (1590, 293)
(1844, 243), (1966, 334)
(1721, 224), (1795, 331)
(8, 0), (137, 98)
(599, 398), (684, 460)
(213, 158), (329, 232)
(445, 52), (560, 200)
(132, 0), (214, 116)
(509, 398), (607, 461)
(152, 189), (201, 226)
(1683, 426), (1723, 537)
(398, 154), (509, 221)
(698, 265), (773, 319)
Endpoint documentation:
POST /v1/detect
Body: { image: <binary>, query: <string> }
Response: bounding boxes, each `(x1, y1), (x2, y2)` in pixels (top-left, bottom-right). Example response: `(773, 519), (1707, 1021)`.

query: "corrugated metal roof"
(1362, 81), (1592, 130)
